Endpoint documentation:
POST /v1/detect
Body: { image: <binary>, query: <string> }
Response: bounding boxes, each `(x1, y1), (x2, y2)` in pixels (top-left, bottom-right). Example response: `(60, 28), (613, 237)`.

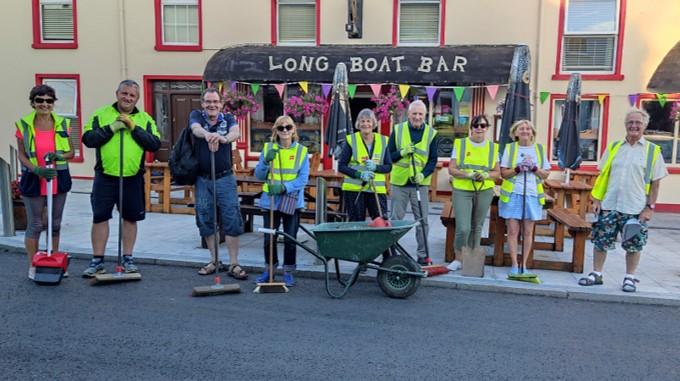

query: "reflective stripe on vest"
(343, 132), (388, 193)
(17, 112), (71, 170)
(262, 142), (307, 193)
(591, 140), (659, 200)
(451, 138), (498, 191)
(499, 142), (545, 205)
(391, 122), (437, 186)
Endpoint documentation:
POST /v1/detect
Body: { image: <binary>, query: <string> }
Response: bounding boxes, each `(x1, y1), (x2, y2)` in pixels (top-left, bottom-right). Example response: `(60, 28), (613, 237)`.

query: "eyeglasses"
(34, 97), (55, 104)
(472, 123), (489, 129)
(276, 125), (294, 132)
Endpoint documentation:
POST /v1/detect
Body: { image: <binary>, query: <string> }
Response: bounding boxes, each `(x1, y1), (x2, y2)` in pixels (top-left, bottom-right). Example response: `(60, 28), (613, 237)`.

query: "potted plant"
(371, 86), (410, 124)
(284, 94), (329, 124)
(11, 179), (27, 230)
(222, 90), (260, 118)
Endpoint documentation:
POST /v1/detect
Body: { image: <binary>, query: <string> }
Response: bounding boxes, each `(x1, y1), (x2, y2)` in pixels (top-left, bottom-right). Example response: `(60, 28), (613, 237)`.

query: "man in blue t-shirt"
(190, 88), (247, 280)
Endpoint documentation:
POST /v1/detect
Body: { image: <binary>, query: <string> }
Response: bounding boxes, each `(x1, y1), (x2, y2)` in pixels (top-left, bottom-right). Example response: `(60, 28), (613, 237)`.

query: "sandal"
(228, 264), (248, 280)
(622, 276), (639, 293)
(578, 272), (603, 286)
(198, 262), (217, 276)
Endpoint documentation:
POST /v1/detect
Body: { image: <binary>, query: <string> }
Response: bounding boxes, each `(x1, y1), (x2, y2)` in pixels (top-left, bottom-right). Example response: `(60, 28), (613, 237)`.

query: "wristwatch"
(646, 203), (656, 210)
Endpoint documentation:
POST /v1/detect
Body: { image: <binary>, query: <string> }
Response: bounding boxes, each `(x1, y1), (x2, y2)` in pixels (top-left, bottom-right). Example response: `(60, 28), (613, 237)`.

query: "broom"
(507, 170), (540, 284)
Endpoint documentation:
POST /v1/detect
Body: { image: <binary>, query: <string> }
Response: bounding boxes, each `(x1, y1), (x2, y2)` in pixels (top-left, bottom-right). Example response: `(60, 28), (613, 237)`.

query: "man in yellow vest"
(81, 80), (161, 277)
(579, 108), (668, 292)
(388, 100), (439, 265)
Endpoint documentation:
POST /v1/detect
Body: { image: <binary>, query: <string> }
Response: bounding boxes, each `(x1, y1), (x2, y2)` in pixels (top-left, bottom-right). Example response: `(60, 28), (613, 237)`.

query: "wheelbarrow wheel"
(377, 255), (420, 299)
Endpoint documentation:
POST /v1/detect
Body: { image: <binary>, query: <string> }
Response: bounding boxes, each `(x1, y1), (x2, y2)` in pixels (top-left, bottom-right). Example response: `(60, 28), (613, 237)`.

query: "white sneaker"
(447, 260), (462, 271)
(28, 266), (36, 280)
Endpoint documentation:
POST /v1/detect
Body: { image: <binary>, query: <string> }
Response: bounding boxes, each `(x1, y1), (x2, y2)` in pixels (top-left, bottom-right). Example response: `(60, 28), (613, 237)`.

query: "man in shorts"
(81, 80), (161, 277)
(579, 108), (668, 292)
(191, 88), (247, 280)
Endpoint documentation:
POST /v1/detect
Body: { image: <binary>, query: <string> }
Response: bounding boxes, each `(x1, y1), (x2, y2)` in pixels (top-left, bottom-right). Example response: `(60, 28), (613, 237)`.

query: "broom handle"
(46, 159), (53, 257)
(268, 145), (278, 283)
(117, 131), (124, 271)
(520, 170), (527, 271)
(369, 180), (383, 218)
(210, 149), (220, 281)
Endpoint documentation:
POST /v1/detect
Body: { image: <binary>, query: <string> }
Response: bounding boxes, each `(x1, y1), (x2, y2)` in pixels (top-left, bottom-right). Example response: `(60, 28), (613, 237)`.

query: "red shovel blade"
(368, 217), (392, 228)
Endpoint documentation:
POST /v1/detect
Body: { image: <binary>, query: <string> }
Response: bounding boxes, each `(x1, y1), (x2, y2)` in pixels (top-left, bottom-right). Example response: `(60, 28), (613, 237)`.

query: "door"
(156, 93), (201, 162)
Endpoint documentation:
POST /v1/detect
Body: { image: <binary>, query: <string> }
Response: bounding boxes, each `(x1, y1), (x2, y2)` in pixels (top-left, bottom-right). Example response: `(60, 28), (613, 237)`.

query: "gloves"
(117, 115), (135, 130)
(412, 172), (424, 184)
(33, 166), (57, 179)
(400, 144), (415, 157)
(268, 183), (286, 195)
(45, 152), (64, 162)
(264, 148), (279, 164)
(359, 171), (375, 182)
(110, 121), (126, 133)
(471, 171), (488, 182)
(364, 159), (377, 171)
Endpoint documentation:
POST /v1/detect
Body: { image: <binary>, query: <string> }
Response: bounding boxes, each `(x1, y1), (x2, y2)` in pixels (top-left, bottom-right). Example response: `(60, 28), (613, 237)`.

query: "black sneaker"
(122, 256), (139, 273)
(82, 258), (106, 278)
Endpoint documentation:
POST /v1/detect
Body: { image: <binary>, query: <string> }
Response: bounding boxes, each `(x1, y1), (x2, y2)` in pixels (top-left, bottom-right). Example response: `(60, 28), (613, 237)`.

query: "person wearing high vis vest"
(81, 80), (161, 277)
(447, 115), (500, 270)
(387, 100), (439, 265)
(15, 85), (74, 280)
(499, 120), (550, 276)
(254, 115), (310, 287)
(578, 109), (668, 293)
(338, 109), (392, 222)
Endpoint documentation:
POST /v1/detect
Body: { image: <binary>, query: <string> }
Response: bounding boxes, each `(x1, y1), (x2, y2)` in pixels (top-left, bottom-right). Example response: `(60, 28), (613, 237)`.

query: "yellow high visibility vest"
(342, 132), (388, 194)
(390, 122), (437, 186)
(262, 142), (307, 192)
(499, 142), (546, 205)
(16, 111), (71, 170)
(591, 140), (660, 201)
(451, 137), (498, 191)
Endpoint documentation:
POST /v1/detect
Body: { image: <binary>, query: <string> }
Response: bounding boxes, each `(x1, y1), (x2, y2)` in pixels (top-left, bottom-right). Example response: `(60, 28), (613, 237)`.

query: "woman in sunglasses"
(447, 114), (500, 270)
(15, 84), (74, 280)
(338, 109), (392, 224)
(254, 115), (310, 287)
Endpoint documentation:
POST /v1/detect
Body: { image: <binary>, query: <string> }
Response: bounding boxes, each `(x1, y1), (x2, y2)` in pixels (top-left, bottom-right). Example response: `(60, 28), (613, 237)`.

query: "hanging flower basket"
(284, 94), (329, 120)
(371, 86), (410, 123)
(11, 180), (26, 230)
(222, 90), (260, 117)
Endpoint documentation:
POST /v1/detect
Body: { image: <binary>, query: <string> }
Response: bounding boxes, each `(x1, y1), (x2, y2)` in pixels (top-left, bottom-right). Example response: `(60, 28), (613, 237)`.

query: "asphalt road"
(2, 250), (679, 381)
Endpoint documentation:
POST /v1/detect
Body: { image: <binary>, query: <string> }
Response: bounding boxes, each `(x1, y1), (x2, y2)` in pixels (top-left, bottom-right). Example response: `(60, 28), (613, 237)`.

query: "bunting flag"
(217, 81), (223, 94)
(426, 86), (438, 103)
(398, 84), (410, 99)
(206, 81), (212, 89)
(453, 86), (465, 102)
(486, 85), (499, 100)
(597, 94), (606, 105)
(347, 84), (358, 99)
(628, 93), (639, 106)
(539, 91), (550, 104)
(250, 83), (260, 95)
(299, 81), (308, 93)
(656, 93), (667, 107)
(230, 81), (237, 91)
(321, 83), (332, 98)
(369, 84), (382, 98)
(274, 83), (285, 98)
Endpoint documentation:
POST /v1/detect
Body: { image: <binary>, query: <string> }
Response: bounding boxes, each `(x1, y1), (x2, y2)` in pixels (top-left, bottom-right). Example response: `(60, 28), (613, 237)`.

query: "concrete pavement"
(2, 179), (680, 306)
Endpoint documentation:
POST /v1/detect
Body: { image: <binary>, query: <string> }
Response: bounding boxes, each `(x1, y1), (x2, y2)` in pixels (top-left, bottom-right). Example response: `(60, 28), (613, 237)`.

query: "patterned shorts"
(591, 210), (648, 253)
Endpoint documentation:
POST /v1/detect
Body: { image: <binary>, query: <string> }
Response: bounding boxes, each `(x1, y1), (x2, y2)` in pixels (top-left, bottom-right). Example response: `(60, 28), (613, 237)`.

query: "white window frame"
(277, 0), (316, 46)
(161, 0), (199, 46)
(397, 0), (441, 47)
(550, 97), (605, 163)
(39, 0), (74, 43)
(640, 98), (680, 166)
(561, 0), (620, 74)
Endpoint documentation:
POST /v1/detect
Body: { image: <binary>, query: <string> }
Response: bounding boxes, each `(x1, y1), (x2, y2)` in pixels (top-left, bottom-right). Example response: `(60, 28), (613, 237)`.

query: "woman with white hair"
(499, 119), (551, 276)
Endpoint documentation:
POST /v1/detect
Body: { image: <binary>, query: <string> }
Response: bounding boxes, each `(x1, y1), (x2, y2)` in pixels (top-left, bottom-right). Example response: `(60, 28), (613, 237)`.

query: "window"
(641, 98), (680, 165)
(554, 0), (625, 79)
(32, 0), (77, 49)
(551, 97), (605, 163)
(155, 0), (202, 51)
(398, 0), (440, 46)
(277, 0), (317, 45)
(429, 88), (472, 158)
(36, 75), (83, 161)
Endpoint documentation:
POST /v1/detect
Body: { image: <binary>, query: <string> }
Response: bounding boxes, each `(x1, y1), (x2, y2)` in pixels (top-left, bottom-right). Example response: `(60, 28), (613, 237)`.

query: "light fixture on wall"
(345, 0), (363, 39)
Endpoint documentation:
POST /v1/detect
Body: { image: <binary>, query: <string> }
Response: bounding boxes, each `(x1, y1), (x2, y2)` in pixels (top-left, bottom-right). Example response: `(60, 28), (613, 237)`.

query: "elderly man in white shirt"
(579, 108), (668, 292)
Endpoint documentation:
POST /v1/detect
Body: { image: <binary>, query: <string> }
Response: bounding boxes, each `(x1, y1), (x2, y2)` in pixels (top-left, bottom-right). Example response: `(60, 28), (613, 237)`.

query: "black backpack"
(169, 126), (199, 185)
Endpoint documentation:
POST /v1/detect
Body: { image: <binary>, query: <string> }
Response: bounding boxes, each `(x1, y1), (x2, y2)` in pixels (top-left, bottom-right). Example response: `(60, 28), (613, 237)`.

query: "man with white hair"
(579, 108), (668, 292)
(387, 100), (438, 265)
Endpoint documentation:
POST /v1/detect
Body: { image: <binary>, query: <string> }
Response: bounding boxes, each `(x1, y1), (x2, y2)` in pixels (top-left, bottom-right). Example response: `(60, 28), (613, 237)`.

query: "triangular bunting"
(486, 85), (499, 100)
(369, 84), (382, 98)
(230, 81), (238, 91)
(453, 87), (465, 102)
(539, 91), (550, 104)
(321, 83), (332, 98)
(274, 84), (285, 98)
(398, 84), (410, 99)
(597, 94), (606, 105)
(656, 93), (667, 107)
(206, 81), (212, 89)
(299, 81), (308, 93)
(250, 83), (260, 95)
(347, 84), (357, 99)
(217, 81), (223, 94)
(628, 93), (639, 107)
(426, 86), (438, 103)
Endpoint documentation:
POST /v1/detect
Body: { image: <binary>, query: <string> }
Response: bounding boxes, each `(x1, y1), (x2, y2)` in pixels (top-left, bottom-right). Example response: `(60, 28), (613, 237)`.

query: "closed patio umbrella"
(498, 45), (531, 155)
(325, 63), (352, 158)
(557, 73), (583, 182)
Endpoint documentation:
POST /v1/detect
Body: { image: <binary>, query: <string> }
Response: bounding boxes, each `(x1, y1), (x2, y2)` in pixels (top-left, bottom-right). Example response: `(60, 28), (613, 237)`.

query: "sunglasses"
(276, 125), (294, 132)
(34, 97), (55, 104)
(472, 123), (489, 129)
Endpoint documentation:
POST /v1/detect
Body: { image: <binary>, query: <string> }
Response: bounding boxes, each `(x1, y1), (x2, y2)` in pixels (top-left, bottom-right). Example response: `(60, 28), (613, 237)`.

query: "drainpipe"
(118, 0), (128, 79)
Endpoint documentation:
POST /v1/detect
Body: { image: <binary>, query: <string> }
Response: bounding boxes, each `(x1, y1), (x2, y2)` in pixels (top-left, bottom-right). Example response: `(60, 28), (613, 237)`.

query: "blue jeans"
(195, 174), (243, 237)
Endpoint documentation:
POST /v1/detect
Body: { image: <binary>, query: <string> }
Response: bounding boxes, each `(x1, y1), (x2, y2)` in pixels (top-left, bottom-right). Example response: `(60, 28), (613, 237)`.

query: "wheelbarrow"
(261, 220), (426, 298)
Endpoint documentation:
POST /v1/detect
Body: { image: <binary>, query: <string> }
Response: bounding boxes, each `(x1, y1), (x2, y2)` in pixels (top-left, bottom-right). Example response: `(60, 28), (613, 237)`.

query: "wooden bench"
(439, 201), (494, 263)
(537, 208), (592, 273)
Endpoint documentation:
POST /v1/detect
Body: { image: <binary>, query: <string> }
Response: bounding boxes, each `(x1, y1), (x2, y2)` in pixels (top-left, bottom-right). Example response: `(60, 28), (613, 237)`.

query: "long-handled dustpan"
(193, 150), (241, 296)
(32, 156), (69, 285)
(92, 127), (141, 285)
(507, 171), (540, 284)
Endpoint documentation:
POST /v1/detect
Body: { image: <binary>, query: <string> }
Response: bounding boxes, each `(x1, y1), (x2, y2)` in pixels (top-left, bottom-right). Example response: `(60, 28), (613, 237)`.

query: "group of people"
(15, 81), (667, 293)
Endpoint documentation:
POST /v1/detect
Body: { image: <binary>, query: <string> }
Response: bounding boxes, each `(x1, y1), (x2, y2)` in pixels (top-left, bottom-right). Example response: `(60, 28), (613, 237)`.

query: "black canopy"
(647, 40), (680, 93)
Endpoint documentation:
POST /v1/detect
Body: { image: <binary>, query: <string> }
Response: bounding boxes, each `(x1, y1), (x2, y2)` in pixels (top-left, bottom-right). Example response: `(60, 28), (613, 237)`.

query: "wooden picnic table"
(144, 162), (194, 215)
(543, 179), (593, 218)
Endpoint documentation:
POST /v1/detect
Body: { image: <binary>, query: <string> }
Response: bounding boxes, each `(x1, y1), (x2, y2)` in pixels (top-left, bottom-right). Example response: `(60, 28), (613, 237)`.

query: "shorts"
(91, 172), (146, 223)
(591, 210), (648, 253)
(499, 193), (544, 221)
(195, 173), (244, 237)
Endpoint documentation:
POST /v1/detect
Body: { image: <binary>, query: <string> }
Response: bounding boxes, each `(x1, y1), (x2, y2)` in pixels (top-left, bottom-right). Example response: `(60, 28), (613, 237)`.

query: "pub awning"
(203, 44), (521, 86)
(647, 40), (680, 93)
